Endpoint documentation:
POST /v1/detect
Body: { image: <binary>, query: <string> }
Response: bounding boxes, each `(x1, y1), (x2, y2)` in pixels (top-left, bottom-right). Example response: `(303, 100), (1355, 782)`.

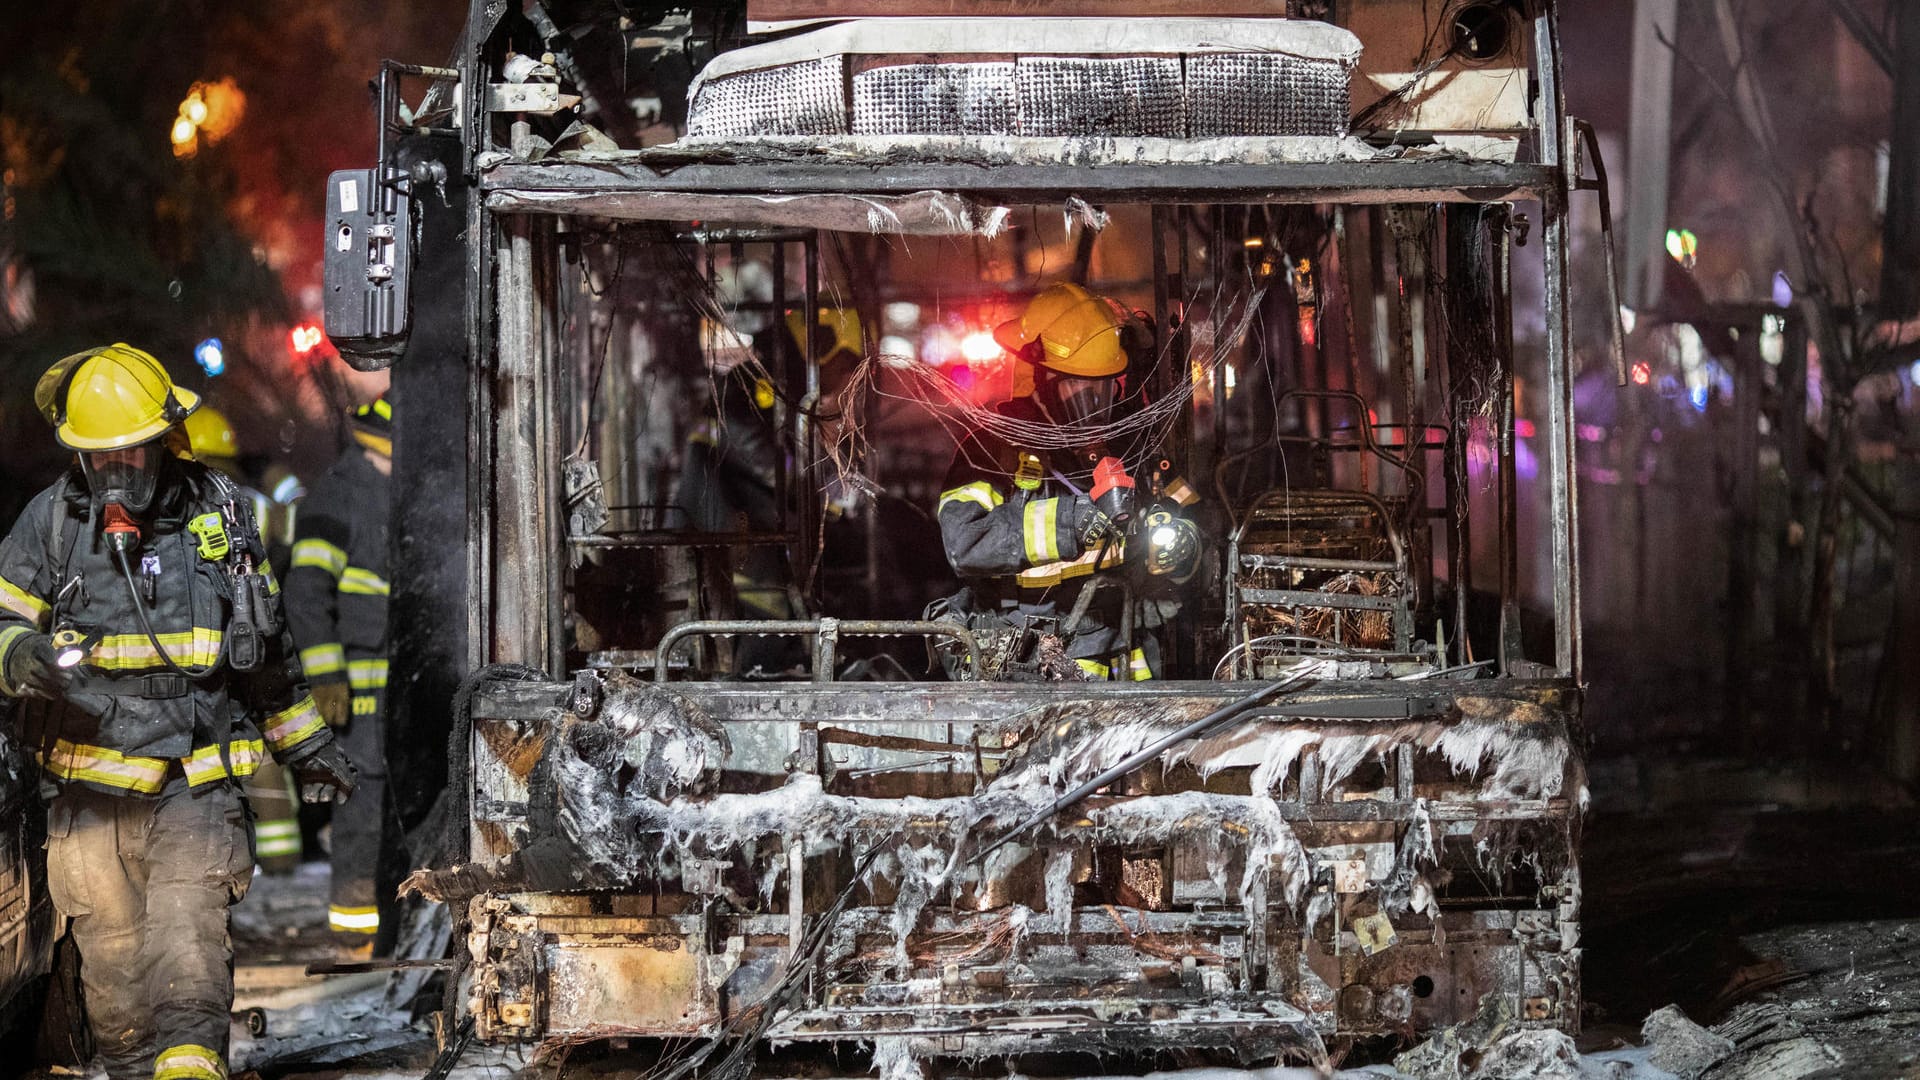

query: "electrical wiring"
(826, 281), (1269, 492)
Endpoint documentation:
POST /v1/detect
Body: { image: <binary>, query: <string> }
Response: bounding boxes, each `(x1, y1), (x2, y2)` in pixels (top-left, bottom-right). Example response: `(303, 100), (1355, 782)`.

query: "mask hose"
(105, 514), (223, 679)
(111, 545), (196, 678)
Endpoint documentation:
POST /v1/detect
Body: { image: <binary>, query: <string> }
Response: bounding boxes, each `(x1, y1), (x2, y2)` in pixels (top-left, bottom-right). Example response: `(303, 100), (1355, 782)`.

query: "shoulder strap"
(46, 476), (82, 577)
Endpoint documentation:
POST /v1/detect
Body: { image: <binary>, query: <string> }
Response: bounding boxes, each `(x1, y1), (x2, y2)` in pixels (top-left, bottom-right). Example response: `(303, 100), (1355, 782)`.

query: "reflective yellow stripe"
(180, 739), (265, 786)
(255, 820), (301, 857)
(339, 566), (390, 596)
(155, 1043), (226, 1080)
(39, 740), (169, 794)
(88, 629), (222, 671)
(38, 737), (278, 794)
(937, 481), (1003, 514)
(372, 397), (392, 421)
(300, 643), (346, 677)
(0, 626), (35, 688)
(1023, 497), (1061, 564)
(1128, 647), (1153, 681)
(1015, 542), (1126, 589)
(347, 658), (388, 690)
(352, 694), (378, 717)
(1074, 658), (1110, 678)
(262, 697), (326, 753)
(259, 561), (280, 596)
(329, 905), (380, 933)
(0, 575), (48, 627)
(291, 538), (347, 578)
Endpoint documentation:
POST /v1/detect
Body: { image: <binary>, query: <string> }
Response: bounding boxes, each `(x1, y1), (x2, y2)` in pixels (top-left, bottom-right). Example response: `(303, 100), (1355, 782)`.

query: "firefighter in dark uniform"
(935, 284), (1202, 679)
(0, 344), (355, 1080)
(285, 396), (392, 947)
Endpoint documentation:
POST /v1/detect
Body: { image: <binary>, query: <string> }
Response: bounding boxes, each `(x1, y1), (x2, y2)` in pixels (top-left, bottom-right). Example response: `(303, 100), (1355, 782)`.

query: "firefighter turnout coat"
(285, 448), (389, 721)
(0, 463), (330, 787)
(936, 397), (1195, 680)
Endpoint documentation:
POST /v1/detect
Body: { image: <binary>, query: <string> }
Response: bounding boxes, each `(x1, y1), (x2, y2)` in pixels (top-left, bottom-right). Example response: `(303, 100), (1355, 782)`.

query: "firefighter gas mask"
(1038, 369), (1123, 426)
(79, 442), (163, 515)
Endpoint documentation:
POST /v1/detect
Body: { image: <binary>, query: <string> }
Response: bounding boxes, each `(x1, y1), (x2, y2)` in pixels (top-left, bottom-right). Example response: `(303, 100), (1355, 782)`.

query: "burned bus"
(331, 1), (1594, 1072)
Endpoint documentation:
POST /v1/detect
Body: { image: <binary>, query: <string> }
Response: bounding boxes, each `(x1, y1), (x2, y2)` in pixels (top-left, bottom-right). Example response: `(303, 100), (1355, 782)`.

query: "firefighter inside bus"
(931, 283), (1203, 681)
(665, 309), (862, 676)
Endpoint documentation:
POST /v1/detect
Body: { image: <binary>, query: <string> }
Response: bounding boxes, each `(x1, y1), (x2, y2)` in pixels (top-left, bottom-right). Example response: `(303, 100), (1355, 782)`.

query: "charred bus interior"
(352, 1), (1594, 1073)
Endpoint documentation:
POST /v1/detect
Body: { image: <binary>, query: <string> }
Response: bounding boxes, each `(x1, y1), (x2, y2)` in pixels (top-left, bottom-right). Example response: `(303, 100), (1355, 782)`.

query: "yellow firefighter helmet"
(993, 283), (1128, 379)
(183, 404), (239, 461)
(37, 344), (201, 451)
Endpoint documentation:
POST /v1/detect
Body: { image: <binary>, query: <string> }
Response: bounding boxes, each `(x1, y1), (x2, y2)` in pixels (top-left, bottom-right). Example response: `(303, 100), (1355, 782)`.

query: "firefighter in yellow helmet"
(285, 395), (395, 949)
(0, 344), (354, 1080)
(932, 284), (1202, 680)
(180, 405), (306, 874)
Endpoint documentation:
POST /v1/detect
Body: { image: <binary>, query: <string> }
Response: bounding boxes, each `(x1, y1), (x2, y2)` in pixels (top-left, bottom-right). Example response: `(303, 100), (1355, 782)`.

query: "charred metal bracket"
(485, 82), (577, 115)
(568, 669), (601, 717)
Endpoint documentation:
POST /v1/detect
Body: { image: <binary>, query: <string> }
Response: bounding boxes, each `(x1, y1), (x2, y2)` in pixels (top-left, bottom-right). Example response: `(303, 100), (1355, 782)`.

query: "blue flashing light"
(1908, 359), (1920, 387)
(194, 338), (225, 376)
(1771, 271), (1792, 309)
(1689, 384), (1709, 412)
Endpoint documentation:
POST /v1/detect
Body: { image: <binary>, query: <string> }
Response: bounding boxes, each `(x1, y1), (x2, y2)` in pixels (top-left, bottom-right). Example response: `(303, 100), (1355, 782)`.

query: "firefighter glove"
(310, 681), (351, 729)
(293, 741), (357, 804)
(1073, 498), (1115, 549)
(4, 634), (68, 699)
(1142, 509), (1201, 579)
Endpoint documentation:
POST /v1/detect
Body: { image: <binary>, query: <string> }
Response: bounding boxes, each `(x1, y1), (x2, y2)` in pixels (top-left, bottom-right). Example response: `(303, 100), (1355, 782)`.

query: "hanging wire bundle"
(826, 280), (1269, 494)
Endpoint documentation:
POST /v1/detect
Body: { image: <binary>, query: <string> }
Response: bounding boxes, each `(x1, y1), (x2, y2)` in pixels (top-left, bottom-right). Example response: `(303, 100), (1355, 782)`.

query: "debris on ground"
(1640, 1005), (1733, 1078)
(1391, 997), (1590, 1080)
(1700, 1002), (1842, 1079)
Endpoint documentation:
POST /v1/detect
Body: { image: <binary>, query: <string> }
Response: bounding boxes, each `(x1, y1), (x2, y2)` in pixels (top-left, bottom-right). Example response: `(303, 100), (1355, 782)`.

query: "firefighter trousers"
(47, 779), (253, 1080)
(329, 692), (389, 944)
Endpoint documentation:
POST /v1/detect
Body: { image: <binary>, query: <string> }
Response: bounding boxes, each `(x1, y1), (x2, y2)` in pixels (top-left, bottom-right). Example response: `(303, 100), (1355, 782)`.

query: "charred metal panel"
(448, 675), (1582, 1059)
(387, 131), (470, 833)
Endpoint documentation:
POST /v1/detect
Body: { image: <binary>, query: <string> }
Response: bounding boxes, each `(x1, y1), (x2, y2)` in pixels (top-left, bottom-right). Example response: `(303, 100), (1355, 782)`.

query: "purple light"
(1772, 271), (1792, 309)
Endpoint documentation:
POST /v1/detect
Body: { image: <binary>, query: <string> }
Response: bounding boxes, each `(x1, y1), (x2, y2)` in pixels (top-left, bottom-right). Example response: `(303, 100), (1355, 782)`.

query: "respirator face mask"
(79, 443), (162, 514)
(1045, 372), (1122, 425)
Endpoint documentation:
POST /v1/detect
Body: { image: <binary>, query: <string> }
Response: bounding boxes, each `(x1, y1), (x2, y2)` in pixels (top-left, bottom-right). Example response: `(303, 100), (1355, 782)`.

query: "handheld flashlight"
(51, 627), (93, 669)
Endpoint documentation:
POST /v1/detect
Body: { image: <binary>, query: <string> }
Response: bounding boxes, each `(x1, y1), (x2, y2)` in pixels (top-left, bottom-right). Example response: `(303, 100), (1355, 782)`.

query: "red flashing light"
(1516, 419), (1536, 438)
(959, 330), (1002, 364)
(1630, 361), (1651, 386)
(290, 323), (325, 354)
